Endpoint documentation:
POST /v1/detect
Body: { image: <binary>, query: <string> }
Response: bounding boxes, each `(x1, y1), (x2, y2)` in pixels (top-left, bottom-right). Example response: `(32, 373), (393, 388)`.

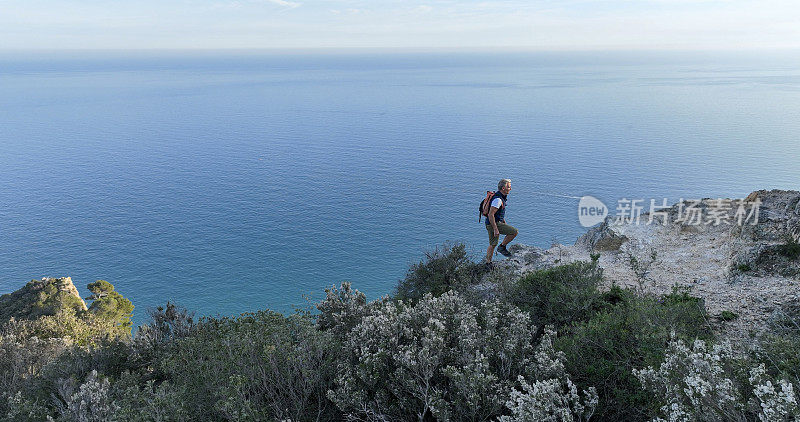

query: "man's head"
(498, 179), (512, 195)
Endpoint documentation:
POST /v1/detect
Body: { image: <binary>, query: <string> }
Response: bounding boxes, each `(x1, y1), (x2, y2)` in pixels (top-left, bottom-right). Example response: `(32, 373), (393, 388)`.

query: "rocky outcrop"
(737, 189), (800, 243)
(0, 277), (87, 323)
(496, 189), (800, 341)
(575, 219), (629, 251)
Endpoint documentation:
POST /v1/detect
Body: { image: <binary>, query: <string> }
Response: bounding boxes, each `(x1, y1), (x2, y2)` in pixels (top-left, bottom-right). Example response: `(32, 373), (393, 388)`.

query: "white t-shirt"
(490, 197), (503, 209)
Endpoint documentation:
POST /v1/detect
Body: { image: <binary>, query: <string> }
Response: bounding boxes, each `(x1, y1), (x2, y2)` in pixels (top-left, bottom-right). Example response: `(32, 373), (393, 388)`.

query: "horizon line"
(2, 46), (800, 55)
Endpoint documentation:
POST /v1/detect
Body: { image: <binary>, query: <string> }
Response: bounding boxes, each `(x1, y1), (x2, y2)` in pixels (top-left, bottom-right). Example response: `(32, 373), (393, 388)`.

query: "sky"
(1, 0), (800, 50)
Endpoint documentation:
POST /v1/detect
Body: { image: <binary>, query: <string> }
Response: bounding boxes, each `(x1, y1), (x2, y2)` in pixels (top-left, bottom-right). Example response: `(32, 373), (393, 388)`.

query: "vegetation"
(556, 284), (713, 421)
(624, 248), (659, 292)
(394, 242), (479, 303)
(0, 277), (86, 322)
(721, 310), (740, 321)
(1, 243), (798, 421)
(85, 280), (135, 338)
(749, 233), (800, 277)
(499, 260), (603, 328)
(778, 235), (800, 260)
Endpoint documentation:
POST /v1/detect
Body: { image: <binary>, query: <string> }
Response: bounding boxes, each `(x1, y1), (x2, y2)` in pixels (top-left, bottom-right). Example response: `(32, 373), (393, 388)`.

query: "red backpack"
(478, 191), (503, 222)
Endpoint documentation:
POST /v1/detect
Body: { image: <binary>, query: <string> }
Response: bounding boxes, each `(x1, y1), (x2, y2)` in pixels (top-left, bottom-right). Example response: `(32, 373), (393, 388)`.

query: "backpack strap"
(491, 192), (505, 209)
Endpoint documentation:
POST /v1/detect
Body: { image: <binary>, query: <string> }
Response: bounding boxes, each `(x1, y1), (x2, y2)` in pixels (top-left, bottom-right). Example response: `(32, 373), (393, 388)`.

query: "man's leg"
(501, 231), (517, 247)
(498, 223), (518, 247)
(486, 244), (496, 262)
(496, 223), (518, 257)
(486, 225), (499, 262)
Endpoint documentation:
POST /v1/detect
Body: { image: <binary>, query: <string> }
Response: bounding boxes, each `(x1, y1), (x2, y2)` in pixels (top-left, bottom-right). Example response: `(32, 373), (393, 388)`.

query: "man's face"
(501, 183), (512, 195)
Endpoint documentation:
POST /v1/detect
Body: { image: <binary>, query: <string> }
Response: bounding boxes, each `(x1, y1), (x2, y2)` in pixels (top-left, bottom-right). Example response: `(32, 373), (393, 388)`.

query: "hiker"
(485, 178), (517, 264)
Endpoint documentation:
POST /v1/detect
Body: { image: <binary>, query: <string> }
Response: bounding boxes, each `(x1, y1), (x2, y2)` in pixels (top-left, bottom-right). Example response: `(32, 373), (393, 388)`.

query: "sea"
(1, 49), (799, 328)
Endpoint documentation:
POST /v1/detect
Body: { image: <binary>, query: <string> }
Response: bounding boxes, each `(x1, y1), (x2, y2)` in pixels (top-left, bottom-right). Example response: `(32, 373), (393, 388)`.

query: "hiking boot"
(497, 244), (512, 257)
(483, 261), (495, 271)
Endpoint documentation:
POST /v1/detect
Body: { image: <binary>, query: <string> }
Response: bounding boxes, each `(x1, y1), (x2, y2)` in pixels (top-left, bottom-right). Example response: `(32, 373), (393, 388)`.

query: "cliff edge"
(0, 277), (88, 323)
(502, 189), (800, 340)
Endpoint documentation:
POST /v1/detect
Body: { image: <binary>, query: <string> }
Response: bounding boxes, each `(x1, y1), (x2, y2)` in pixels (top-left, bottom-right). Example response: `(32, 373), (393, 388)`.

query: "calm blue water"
(2, 50), (799, 328)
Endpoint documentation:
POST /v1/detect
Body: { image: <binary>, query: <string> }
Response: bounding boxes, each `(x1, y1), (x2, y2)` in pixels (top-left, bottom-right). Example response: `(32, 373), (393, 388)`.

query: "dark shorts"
(486, 222), (518, 246)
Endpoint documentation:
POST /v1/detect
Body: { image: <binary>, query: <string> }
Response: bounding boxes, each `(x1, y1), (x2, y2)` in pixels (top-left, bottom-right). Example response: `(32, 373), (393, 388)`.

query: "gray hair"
(498, 179), (511, 191)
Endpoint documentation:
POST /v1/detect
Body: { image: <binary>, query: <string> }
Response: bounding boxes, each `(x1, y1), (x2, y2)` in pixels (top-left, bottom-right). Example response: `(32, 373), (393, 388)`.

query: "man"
(486, 178), (518, 265)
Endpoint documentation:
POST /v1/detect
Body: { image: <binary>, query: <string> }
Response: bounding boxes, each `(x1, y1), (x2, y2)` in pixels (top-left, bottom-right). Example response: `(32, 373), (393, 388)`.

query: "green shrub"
(0, 317), (137, 418)
(737, 263), (752, 272)
(755, 300), (800, 385)
(720, 310), (739, 321)
(661, 284), (702, 306)
(85, 280), (134, 338)
(158, 310), (340, 421)
(755, 334), (800, 386)
(556, 286), (713, 421)
(111, 372), (190, 422)
(597, 283), (632, 309)
(1, 302), (195, 421)
(394, 243), (478, 303)
(2, 391), (52, 422)
(778, 236), (800, 260)
(40, 339), (132, 398)
(500, 261), (604, 329)
(316, 282), (378, 341)
(0, 328), (70, 417)
(130, 302), (195, 383)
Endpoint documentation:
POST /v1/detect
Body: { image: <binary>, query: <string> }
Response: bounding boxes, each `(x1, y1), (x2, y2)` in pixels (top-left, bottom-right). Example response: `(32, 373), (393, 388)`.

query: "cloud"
(2, 0), (799, 49)
(254, 0), (301, 8)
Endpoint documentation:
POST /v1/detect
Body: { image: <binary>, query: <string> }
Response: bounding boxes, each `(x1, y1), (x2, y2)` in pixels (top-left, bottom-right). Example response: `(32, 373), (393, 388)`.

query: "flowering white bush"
(634, 338), (745, 422)
(748, 364), (799, 422)
(329, 291), (596, 422)
(499, 328), (597, 422)
(635, 337), (800, 422)
(329, 291), (533, 421)
(58, 370), (119, 422)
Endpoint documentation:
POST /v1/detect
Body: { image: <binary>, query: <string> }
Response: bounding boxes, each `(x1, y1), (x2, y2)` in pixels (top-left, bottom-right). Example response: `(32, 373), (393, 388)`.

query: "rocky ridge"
(501, 189), (800, 340)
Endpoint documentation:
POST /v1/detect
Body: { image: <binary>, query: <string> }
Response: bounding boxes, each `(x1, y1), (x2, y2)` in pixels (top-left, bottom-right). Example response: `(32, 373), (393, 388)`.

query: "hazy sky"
(2, 0), (799, 50)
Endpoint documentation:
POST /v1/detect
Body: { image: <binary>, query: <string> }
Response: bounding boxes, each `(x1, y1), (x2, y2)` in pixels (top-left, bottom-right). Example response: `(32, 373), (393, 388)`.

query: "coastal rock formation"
(0, 277), (87, 323)
(574, 219), (629, 251)
(501, 189), (800, 340)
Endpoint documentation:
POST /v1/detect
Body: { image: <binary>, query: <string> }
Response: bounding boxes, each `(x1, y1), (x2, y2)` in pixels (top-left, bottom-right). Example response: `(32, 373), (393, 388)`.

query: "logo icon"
(578, 196), (608, 227)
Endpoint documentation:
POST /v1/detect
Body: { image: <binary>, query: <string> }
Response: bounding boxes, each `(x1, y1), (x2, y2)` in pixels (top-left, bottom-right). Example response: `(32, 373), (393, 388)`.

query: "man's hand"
(493, 227), (499, 237)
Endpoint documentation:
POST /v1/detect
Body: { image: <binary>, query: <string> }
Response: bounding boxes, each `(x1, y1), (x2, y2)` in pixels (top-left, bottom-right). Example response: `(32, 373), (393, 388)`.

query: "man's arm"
(489, 207), (500, 236)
